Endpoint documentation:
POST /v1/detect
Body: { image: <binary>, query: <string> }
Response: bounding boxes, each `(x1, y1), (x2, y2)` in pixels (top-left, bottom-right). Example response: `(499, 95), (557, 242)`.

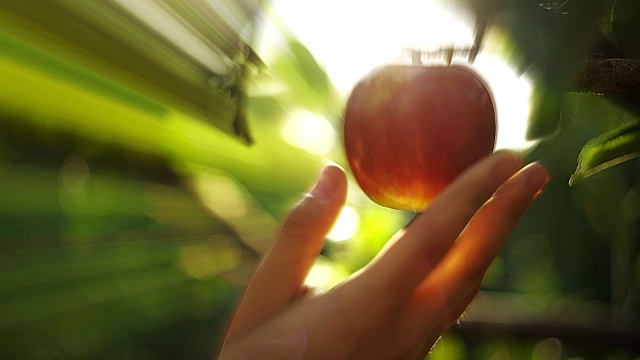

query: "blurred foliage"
(1, 0), (640, 359)
(423, 92), (640, 358)
(0, 0), (345, 358)
(0, 0), (241, 140)
(420, 92), (640, 358)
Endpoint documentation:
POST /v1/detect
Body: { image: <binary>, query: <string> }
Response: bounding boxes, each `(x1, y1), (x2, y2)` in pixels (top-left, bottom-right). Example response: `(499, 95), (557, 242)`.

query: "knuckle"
(279, 200), (317, 238)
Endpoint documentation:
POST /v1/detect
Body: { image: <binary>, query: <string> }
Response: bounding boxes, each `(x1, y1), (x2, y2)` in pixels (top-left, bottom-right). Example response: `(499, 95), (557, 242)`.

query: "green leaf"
(266, 35), (343, 121)
(526, 81), (565, 139)
(287, 37), (334, 101)
(570, 121), (640, 184)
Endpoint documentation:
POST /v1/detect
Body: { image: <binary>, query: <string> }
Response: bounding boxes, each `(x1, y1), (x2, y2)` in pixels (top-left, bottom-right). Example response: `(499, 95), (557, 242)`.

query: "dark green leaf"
(487, 0), (616, 139)
(526, 81), (565, 139)
(612, 0), (640, 58)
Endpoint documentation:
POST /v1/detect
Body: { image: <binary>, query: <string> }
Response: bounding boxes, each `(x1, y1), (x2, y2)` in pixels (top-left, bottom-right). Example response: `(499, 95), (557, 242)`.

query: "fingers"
(226, 165), (347, 338)
(447, 163), (548, 277)
(367, 152), (523, 299)
(414, 162), (549, 323)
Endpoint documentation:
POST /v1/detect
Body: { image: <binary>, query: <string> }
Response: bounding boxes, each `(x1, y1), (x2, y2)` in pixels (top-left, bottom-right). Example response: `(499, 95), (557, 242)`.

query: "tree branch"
(576, 58), (640, 94)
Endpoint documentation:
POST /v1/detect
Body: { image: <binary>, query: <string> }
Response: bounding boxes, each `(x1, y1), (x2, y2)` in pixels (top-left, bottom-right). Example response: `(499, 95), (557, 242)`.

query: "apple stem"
(402, 211), (423, 229)
(446, 48), (454, 66)
(469, 16), (488, 64)
(411, 49), (423, 66)
(403, 47), (476, 66)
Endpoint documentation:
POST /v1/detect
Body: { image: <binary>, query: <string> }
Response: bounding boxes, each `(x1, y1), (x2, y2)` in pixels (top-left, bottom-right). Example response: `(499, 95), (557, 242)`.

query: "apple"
(343, 64), (496, 211)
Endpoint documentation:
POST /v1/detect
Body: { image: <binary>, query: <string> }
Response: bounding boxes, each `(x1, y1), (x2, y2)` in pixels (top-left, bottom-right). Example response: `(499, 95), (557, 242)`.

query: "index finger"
(365, 152), (523, 299)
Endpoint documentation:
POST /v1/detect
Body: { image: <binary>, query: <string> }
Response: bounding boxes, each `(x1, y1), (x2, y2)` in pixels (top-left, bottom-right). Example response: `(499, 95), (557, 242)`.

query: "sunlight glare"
(305, 257), (349, 288)
(326, 205), (360, 242)
(271, 0), (534, 150)
(271, 0), (471, 95)
(473, 54), (534, 150)
(281, 110), (336, 155)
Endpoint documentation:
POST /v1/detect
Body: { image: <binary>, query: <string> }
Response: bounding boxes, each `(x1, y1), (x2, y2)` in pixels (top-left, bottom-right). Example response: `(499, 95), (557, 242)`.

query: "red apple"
(343, 64), (496, 211)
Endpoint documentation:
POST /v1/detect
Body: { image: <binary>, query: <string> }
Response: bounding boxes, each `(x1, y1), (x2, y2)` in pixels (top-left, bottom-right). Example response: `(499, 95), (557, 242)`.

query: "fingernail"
(308, 165), (340, 202)
(525, 163), (549, 192)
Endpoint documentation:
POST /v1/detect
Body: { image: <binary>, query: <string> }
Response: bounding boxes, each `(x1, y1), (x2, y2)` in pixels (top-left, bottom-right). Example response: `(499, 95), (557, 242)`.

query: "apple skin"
(343, 64), (496, 211)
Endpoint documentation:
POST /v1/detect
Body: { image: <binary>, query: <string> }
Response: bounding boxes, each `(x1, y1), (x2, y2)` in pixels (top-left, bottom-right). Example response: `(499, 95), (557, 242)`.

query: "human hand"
(219, 152), (549, 359)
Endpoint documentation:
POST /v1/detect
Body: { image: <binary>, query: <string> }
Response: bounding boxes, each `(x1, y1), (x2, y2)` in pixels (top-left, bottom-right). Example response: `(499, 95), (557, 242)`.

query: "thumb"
(226, 165), (347, 338)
